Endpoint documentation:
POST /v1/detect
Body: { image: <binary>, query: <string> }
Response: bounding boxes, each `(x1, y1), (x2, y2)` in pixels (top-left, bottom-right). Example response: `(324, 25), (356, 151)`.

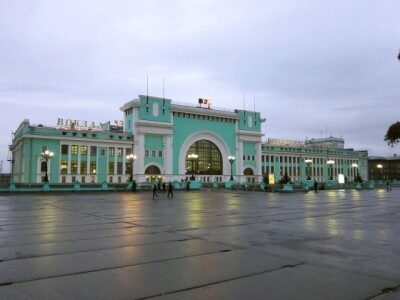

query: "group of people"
(152, 181), (174, 199)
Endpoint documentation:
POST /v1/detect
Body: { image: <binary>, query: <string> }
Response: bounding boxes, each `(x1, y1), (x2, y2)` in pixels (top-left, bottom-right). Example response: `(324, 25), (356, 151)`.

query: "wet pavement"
(0, 188), (399, 299)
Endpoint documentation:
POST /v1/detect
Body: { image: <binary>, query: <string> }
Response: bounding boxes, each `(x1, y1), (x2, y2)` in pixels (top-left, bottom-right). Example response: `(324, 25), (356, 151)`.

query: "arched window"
(243, 168), (254, 176)
(186, 140), (222, 175)
(145, 165), (161, 175)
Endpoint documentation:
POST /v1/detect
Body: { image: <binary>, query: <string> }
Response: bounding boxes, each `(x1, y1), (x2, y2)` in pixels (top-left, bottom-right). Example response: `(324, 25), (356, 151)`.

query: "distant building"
(368, 155), (400, 181)
(261, 137), (368, 183)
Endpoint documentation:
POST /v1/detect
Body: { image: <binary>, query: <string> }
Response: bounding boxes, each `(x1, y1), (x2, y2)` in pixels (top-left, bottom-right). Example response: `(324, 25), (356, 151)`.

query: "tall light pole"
(304, 158), (312, 180)
(228, 155), (235, 181)
(327, 159), (334, 180)
(41, 150), (54, 182)
(351, 163), (358, 181)
(188, 153), (198, 180)
(377, 164), (383, 181)
(126, 154), (137, 182)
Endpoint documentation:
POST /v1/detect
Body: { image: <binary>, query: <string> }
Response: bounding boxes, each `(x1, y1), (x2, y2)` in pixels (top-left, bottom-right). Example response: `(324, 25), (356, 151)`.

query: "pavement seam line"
(138, 262), (306, 300)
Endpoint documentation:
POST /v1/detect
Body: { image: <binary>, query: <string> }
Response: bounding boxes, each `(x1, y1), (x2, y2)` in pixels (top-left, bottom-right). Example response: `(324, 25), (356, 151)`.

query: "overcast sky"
(1, 0), (399, 172)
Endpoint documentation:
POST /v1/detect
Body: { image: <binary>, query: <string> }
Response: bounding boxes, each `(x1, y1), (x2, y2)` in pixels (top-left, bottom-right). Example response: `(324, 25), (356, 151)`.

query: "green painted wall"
(243, 141), (256, 170)
(237, 110), (261, 132)
(139, 95), (171, 123)
(98, 147), (107, 182)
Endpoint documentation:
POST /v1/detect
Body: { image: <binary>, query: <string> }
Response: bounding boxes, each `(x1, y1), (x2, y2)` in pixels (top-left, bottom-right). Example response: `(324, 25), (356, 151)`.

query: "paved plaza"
(0, 188), (399, 299)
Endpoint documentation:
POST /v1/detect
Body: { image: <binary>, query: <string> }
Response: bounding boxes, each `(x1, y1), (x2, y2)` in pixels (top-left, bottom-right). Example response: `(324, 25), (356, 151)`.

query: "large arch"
(144, 162), (164, 174)
(179, 131), (232, 176)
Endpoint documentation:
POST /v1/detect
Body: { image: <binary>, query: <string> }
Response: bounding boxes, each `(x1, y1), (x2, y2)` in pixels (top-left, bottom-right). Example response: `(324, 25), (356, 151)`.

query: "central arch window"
(186, 140), (222, 175)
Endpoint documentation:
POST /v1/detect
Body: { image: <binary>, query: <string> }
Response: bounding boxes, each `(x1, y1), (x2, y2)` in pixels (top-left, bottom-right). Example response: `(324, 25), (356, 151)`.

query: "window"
(71, 161), (78, 174)
(117, 148), (123, 157)
(90, 146), (97, 156)
(62, 132), (67, 136)
(108, 162), (114, 174)
(108, 147), (115, 156)
(117, 162), (123, 175)
(243, 155), (246, 161)
(252, 155), (255, 161)
(80, 162), (87, 174)
(109, 176), (113, 182)
(72, 176), (76, 182)
(81, 146), (88, 155)
(145, 150), (149, 157)
(90, 162), (96, 174)
(100, 148), (106, 156)
(247, 155), (250, 161)
(62, 176), (66, 183)
(151, 150), (156, 157)
(81, 176), (86, 183)
(126, 148), (132, 155)
(92, 134), (97, 138)
(71, 145), (78, 155)
(158, 150), (163, 157)
(61, 145), (68, 155)
(72, 132), (77, 136)
(60, 160), (68, 174)
(82, 133), (87, 137)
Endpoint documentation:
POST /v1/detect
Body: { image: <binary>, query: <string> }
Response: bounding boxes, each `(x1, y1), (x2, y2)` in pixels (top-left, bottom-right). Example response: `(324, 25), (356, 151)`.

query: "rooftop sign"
(55, 118), (123, 131)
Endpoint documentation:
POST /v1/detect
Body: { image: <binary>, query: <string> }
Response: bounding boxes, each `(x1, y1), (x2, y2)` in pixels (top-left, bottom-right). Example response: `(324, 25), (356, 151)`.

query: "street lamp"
(228, 155), (235, 181)
(304, 158), (312, 180)
(377, 164), (383, 180)
(351, 163), (358, 181)
(126, 154), (137, 182)
(327, 159), (334, 180)
(41, 149), (54, 182)
(188, 153), (198, 180)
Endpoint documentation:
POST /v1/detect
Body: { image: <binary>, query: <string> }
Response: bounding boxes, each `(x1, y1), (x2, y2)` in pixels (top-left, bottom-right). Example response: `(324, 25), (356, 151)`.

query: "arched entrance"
(185, 140), (223, 178)
(179, 131), (231, 177)
(145, 165), (161, 183)
(244, 167), (255, 184)
(243, 168), (254, 176)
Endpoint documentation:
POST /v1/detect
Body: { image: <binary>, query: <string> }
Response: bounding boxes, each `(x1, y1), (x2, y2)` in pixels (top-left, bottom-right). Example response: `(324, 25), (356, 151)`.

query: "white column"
(164, 134), (173, 176)
(136, 133), (145, 179)
(255, 142), (262, 178)
(236, 140), (243, 182)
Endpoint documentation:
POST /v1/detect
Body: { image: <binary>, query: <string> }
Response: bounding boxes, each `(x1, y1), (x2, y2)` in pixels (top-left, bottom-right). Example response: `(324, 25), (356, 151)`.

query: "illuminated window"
(81, 146), (88, 155)
(108, 147), (115, 156)
(71, 145), (78, 155)
(80, 161), (87, 174)
(117, 148), (123, 157)
(185, 140), (222, 175)
(60, 160), (68, 174)
(108, 162), (114, 174)
(71, 161), (78, 174)
(90, 162), (96, 174)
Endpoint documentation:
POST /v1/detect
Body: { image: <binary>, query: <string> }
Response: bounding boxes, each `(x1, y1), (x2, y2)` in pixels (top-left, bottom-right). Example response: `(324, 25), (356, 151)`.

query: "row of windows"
(60, 160), (133, 175)
(64, 176), (126, 183)
(262, 146), (365, 157)
(172, 112), (236, 123)
(61, 145), (133, 157)
(61, 131), (131, 140)
(145, 150), (163, 157)
(261, 155), (360, 166)
(243, 155), (256, 161)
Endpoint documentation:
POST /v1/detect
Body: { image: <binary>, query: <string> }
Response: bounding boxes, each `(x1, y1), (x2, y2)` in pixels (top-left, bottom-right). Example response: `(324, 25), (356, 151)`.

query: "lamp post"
(41, 149), (54, 182)
(327, 159), (334, 180)
(377, 164), (383, 181)
(228, 155), (235, 181)
(304, 158), (312, 180)
(351, 163), (358, 181)
(188, 153), (198, 180)
(126, 154), (137, 182)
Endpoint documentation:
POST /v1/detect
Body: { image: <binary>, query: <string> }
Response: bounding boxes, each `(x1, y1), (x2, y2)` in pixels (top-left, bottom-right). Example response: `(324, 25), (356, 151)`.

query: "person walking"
(162, 182), (166, 193)
(386, 180), (391, 191)
(152, 183), (158, 199)
(167, 182), (174, 199)
(132, 180), (137, 192)
(313, 180), (318, 193)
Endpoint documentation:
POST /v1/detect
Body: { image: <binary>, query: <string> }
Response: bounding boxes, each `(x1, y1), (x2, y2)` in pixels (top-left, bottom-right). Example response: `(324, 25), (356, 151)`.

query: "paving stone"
(0, 249), (297, 300)
(153, 264), (397, 300)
